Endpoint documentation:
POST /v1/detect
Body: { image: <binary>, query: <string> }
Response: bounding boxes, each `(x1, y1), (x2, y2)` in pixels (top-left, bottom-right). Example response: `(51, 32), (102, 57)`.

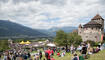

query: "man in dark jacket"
(81, 44), (87, 58)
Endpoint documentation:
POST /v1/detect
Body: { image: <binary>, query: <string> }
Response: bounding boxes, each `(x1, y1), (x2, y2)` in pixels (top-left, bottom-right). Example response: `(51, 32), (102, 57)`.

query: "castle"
(78, 14), (104, 42)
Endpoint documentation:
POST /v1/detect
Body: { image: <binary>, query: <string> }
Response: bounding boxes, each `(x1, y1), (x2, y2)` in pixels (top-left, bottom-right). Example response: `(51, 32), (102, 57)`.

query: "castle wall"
(80, 28), (102, 42)
(93, 19), (104, 34)
(78, 14), (104, 42)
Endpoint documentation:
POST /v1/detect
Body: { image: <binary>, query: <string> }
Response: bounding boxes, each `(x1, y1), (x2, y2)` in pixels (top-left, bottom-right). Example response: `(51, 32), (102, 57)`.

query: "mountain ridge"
(0, 20), (48, 37)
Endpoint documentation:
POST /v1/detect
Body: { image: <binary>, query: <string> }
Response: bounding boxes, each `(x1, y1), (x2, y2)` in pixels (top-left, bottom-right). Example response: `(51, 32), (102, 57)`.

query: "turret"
(91, 14), (104, 34)
(78, 24), (82, 35)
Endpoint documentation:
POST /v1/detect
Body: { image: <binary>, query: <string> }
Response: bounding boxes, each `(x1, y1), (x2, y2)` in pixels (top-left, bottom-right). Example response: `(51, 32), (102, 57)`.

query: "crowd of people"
(71, 42), (104, 60)
(0, 42), (105, 60)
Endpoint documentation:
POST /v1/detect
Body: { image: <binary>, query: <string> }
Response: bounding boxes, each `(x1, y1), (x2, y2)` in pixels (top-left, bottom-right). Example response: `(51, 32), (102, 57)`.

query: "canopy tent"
(33, 44), (39, 47)
(20, 41), (25, 44)
(38, 41), (43, 44)
(47, 43), (56, 47)
(25, 41), (31, 44)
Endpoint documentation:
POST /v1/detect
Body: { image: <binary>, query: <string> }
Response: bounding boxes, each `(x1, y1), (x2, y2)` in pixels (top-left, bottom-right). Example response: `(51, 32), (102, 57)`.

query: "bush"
(85, 40), (95, 46)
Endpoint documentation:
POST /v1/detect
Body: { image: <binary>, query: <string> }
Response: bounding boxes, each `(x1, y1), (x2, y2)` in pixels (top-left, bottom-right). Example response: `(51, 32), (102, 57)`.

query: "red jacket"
(51, 58), (55, 60)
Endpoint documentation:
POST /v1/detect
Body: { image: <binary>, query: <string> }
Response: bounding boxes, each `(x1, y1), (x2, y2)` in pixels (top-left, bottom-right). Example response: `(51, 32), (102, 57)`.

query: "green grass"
(43, 50), (105, 60)
(87, 50), (105, 60)
(54, 53), (72, 60)
(30, 50), (105, 60)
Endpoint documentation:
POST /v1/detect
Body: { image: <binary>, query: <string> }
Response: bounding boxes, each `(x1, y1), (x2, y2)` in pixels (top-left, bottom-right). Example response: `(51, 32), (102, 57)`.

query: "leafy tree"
(0, 40), (9, 51)
(54, 30), (68, 51)
(54, 30), (82, 51)
(67, 32), (82, 47)
(54, 30), (67, 46)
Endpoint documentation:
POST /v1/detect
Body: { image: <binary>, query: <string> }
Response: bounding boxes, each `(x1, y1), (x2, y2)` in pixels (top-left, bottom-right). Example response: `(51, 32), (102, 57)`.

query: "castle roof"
(83, 20), (102, 28)
(91, 14), (104, 20)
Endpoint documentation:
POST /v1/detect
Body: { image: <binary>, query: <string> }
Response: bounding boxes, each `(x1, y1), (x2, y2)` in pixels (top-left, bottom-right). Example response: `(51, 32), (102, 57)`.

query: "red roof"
(92, 14), (104, 20)
(83, 20), (102, 28)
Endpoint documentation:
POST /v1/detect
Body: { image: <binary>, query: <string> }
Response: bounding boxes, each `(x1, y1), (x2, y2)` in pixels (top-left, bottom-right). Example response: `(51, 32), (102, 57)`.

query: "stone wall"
(79, 27), (102, 42)
(93, 19), (104, 34)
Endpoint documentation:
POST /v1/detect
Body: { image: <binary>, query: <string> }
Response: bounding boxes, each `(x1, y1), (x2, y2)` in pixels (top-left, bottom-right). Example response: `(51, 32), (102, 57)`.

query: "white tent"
(47, 43), (56, 47)
(33, 44), (39, 47)
(38, 42), (43, 44)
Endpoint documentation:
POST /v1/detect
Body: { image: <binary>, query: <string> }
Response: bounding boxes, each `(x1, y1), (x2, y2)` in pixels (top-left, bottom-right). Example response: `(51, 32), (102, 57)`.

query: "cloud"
(0, 0), (105, 29)
(0, 0), (8, 3)
(39, 0), (66, 6)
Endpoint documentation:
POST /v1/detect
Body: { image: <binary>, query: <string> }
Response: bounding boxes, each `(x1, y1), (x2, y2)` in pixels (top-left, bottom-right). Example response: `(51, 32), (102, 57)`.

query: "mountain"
(0, 20), (78, 38)
(0, 20), (47, 37)
(38, 26), (77, 36)
(49, 26), (77, 32)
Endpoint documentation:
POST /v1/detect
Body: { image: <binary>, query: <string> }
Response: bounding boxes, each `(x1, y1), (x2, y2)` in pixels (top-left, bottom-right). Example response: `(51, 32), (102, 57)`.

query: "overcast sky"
(0, 0), (105, 29)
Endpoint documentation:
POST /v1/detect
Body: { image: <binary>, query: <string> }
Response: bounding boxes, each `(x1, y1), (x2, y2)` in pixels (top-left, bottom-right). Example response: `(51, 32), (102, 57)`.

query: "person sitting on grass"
(61, 50), (65, 57)
(51, 56), (55, 60)
(95, 46), (100, 53)
(87, 47), (93, 55)
(57, 52), (60, 57)
(72, 53), (79, 60)
(79, 53), (84, 60)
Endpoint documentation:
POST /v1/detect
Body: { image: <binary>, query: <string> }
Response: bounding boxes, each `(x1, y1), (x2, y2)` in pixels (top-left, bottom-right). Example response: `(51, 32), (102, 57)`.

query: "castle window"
(92, 28), (93, 30)
(86, 36), (88, 38)
(95, 36), (97, 38)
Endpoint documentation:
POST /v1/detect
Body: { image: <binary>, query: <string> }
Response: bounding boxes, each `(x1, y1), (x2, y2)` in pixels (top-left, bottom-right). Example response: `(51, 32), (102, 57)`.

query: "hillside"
(0, 20), (47, 37)
(38, 26), (77, 36)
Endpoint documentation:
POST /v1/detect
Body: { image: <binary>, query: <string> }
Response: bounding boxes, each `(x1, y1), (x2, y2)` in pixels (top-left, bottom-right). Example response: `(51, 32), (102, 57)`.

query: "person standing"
(39, 51), (42, 60)
(45, 48), (51, 60)
(81, 44), (87, 59)
(51, 49), (54, 56)
(70, 45), (74, 54)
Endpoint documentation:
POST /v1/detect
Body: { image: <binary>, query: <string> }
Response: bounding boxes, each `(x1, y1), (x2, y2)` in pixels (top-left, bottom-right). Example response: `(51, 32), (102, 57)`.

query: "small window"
(92, 28), (93, 30)
(86, 36), (88, 38)
(95, 36), (97, 38)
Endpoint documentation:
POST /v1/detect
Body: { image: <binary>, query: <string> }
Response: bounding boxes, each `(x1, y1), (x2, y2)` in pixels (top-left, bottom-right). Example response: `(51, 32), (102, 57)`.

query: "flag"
(101, 34), (104, 42)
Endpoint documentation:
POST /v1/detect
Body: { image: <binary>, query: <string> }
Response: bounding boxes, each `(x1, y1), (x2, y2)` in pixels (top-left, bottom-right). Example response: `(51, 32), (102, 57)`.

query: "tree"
(54, 30), (68, 51)
(67, 32), (82, 47)
(54, 30), (67, 46)
(0, 40), (9, 51)
(54, 30), (82, 52)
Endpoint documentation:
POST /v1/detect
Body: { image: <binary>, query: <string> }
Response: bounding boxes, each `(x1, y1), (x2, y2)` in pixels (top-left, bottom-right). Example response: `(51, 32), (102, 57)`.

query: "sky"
(0, 0), (105, 29)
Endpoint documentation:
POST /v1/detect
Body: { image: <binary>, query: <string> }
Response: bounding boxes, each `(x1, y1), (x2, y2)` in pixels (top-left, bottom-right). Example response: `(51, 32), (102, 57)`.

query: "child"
(57, 52), (60, 57)
(72, 54), (79, 60)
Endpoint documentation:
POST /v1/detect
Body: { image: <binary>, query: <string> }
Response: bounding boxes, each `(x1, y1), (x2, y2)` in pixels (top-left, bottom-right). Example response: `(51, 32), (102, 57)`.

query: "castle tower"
(91, 14), (104, 34)
(78, 24), (82, 36)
